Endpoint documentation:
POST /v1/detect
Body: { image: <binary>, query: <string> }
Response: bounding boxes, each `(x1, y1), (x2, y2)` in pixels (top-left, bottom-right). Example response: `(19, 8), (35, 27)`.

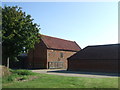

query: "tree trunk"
(7, 57), (9, 68)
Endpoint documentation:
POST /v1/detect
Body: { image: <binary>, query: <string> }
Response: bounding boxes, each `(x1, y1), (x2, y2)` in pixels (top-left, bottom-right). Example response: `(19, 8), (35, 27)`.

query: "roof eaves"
(73, 41), (81, 49)
(47, 48), (79, 52)
(41, 37), (49, 48)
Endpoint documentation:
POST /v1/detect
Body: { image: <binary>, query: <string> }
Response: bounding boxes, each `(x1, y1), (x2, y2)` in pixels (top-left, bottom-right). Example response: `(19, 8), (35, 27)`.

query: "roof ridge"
(41, 34), (75, 43)
(87, 43), (120, 47)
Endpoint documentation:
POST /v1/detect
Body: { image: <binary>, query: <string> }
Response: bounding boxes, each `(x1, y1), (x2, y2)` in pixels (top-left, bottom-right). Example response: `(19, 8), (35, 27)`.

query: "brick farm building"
(25, 35), (81, 69)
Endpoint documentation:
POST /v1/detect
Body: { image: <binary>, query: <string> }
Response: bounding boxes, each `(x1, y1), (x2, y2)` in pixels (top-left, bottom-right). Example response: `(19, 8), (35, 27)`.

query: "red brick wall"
(47, 49), (76, 69)
(27, 41), (47, 69)
(68, 60), (118, 73)
(27, 41), (79, 69)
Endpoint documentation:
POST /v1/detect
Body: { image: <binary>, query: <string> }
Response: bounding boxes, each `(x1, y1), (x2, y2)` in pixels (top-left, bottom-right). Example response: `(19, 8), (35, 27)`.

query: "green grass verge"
(2, 69), (37, 83)
(2, 69), (119, 88)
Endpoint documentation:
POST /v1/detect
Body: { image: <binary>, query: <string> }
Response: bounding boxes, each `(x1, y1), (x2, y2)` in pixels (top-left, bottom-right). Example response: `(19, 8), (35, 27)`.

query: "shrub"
(7, 74), (18, 81)
(2, 74), (18, 83)
(11, 69), (34, 75)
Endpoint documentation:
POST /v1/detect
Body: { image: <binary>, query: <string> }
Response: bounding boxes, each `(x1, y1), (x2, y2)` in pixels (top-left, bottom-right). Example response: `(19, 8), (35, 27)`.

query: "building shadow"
(47, 69), (119, 77)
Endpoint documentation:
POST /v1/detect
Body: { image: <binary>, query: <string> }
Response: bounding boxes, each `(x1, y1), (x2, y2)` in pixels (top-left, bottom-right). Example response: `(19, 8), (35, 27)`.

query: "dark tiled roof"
(40, 35), (81, 51)
(68, 44), (120, 60)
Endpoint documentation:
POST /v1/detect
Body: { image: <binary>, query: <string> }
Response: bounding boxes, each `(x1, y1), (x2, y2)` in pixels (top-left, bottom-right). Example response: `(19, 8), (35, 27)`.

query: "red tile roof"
(40, 35), (81, 51)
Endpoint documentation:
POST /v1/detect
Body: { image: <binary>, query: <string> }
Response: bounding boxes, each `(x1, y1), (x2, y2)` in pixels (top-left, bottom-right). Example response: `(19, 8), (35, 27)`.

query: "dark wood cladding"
(26, 40), (47, 69)
(68, 59), (118, 73)
(68, 44), (120, 73)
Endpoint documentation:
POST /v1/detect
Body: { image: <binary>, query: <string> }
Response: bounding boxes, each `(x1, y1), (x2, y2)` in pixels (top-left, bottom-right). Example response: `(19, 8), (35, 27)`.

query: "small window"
(60, 52), (63, 58)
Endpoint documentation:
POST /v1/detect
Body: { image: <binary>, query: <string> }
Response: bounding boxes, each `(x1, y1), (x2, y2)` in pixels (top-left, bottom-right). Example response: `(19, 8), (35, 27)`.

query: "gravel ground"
(31, 69), (118, 78)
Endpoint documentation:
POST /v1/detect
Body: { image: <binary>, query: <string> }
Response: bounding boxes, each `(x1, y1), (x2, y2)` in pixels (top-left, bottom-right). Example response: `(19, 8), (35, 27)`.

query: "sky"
(2, 2), (118, 48)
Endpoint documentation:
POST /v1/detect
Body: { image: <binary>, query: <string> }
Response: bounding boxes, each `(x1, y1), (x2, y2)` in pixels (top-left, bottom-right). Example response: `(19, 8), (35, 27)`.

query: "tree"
(2, 6), (40, 67)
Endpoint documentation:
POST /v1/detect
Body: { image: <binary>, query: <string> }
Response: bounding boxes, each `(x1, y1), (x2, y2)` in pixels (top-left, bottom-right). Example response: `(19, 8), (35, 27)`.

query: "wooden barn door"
(48, 61), (64, 69)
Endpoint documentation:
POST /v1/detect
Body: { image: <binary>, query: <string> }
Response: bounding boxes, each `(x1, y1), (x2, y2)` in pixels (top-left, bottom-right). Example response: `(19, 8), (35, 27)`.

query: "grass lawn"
(2, 69), (119, 88)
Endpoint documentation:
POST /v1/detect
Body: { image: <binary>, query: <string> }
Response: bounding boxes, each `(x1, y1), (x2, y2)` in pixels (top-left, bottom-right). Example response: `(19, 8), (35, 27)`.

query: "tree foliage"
(2, 6), (40, 65)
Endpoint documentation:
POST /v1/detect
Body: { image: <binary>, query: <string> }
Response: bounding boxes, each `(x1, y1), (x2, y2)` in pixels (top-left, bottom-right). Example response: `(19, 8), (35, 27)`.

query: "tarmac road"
(31, 69), (118, 78)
